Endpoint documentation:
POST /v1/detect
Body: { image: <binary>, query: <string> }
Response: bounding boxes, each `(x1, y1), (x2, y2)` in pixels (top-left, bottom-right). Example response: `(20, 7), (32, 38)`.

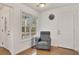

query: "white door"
(57, 7), (75, 49)
(0, 15), (3, 46)
(0, 14), (6, 47)
(0, 6), (10, 49)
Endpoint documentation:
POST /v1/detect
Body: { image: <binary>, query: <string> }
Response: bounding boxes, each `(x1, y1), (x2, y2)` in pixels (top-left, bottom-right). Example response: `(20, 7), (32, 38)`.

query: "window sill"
(20, 37), (31, 42)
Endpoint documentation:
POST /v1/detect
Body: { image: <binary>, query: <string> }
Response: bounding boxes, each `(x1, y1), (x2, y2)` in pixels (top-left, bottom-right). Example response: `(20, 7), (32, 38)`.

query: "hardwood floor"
(0, 47), (79, 55)
(0, 47), (11, 55)
(17, 46), (79, 55)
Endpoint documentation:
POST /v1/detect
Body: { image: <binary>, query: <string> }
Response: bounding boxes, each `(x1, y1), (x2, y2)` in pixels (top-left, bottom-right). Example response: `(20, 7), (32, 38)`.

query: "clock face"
(49, 14), (55, 20)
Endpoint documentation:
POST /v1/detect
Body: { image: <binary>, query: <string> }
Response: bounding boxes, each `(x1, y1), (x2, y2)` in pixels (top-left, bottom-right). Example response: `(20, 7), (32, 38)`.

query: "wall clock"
(49, 14), (55, 20)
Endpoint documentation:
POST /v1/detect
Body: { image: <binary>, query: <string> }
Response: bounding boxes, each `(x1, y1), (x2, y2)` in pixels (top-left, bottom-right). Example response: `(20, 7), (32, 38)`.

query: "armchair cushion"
(38, 41), (48, 46)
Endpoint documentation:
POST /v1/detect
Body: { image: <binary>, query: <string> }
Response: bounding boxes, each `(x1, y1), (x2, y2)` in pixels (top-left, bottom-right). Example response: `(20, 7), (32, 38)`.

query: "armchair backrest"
(40, 31), (50, 41)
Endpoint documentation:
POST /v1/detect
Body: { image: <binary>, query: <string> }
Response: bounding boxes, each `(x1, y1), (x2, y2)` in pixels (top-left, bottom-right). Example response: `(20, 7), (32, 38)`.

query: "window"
(31, 19), (36, 36)
(21, 12), (37, 39)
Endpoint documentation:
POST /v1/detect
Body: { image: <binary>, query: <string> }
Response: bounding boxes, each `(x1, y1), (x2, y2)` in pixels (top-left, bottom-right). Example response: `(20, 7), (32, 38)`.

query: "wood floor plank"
(17, 46), (79, 55)
(0, 47), (78, 55)
(0, 47), (11, 55)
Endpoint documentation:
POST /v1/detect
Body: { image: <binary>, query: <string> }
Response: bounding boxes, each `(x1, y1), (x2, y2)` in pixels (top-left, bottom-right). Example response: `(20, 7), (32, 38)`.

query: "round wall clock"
(49, 14), (55, 20)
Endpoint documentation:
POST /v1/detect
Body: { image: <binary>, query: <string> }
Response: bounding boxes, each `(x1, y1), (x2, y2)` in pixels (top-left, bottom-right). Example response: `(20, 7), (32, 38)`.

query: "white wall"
(37, 10), (57, 46)
(3, 3), (39, 54)
(38, 5), (79, 52)
(38, 6), (74, 46)
(74, 6), (79, 52)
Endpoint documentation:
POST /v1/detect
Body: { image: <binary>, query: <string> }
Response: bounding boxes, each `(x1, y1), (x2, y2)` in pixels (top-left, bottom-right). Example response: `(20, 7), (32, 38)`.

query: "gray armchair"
(36, 31), (51, 50)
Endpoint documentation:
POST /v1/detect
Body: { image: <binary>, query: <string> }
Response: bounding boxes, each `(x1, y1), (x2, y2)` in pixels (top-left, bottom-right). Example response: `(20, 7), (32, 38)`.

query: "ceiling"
(24, 3), (79, 12)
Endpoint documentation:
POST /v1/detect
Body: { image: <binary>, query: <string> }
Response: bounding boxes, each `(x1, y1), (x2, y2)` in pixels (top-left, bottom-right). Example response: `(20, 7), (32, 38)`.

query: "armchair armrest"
(35, 37), (40, 41)
(35, 37), (40, 45)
